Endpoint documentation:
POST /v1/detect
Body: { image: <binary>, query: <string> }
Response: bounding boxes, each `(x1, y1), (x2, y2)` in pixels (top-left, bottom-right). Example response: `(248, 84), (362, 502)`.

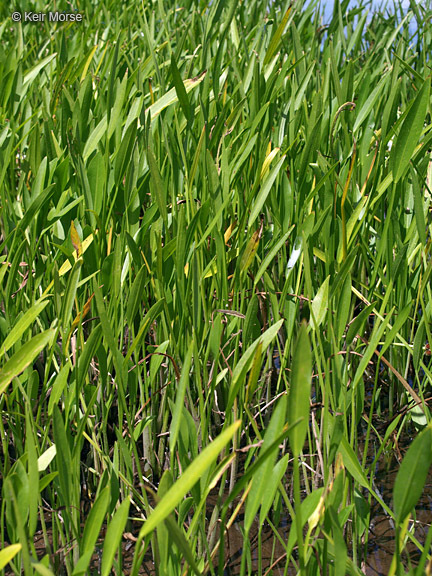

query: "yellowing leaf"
(42, 233), (96, 297)
(145, 70), (206, 123)
(260, 146), (280, 181)
(240, 229), (260, 273)
(70, 221), (82, 258)
(58, 233), (95, 276)
(224, 221), (236, 245)
(80, 44), (98, 83)
(69, 292), (95, 337)
(0, 544), (22, 571)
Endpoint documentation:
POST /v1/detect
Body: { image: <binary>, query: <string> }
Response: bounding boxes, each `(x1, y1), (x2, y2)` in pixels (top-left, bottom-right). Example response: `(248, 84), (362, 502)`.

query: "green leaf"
(149, 340), (169, 382)
(48, 362), (71, 416)
(32, 563), (56, 576)
(227, 320), (284, 413)
(101, 498), (130, 576)
(107, 71), (128, 139)
(77, 324), (103, 388)
(37, 445), (57, 472)
(351, 309), (394, 391)
(93, 281), (125, 388)
(81, 486), (110, 556)
(353, 74), (388, 133)
(339, 436), (369, 488)
(163, 514), (202, 576)
(329, 506), (348, 576)
(248, 156), (285, 227)
(391, 80), (430, 183)
(0, 298), (49, 358)
(195, 194), (232, 249)
(245, 395), (287, 532)
(139, 420), (241, 539)
(288, 322), (312, 457)
(83, 114), (108, 162)
(52, 407), (72, 507)
(380, 303), (412, 357)
(393, 425), (432, 524)
(0, 329), (55, 395)
(3, 472), (32, 575)
(298, 115), (321, 189)
(346, 302), (375, 345)
(147, 143), (168, 226)
(259, 454), (289, 524)
(170, 342), (193, 455)
(294, 62), (316, 112)
(311, 275), (330, 330)
(124, 299), (165, 363)
(39, 472), (58, 492)
(263, 7), (292, 66)
(31, 156), (48, 200)
(23, 53), (57, 85)
(171, 56), (191, 123)
(71, 551), (93, 576)
(245, 341), (263, 401)
(16, 184), (56, 234)
(26, 409), (39, 538)
(254, 228), (293, 286)
(126, 265), (147, 325)
(336, 273), (352, 342)
(145, 71), (206, 123)
(240, 229), (260, 273)
(412, 167), (427, 245)
(114, 120), (137, 187)
(286, 489), (324, 558)
(60, 259), (82, 330)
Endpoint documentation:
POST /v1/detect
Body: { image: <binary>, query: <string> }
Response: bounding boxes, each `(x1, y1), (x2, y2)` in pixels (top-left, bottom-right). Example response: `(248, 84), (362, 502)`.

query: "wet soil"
(23, 438), (431, 576)
(364, 447), (432, 575)
(5, 375), (432, 575)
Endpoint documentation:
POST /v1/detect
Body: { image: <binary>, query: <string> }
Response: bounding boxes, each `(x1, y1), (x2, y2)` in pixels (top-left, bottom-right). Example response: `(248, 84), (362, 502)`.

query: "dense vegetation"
(1, 0), (432, 574)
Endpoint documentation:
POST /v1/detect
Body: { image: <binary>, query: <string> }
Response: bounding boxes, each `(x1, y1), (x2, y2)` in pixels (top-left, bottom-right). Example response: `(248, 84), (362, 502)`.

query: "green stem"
(293, 455), (305, 575)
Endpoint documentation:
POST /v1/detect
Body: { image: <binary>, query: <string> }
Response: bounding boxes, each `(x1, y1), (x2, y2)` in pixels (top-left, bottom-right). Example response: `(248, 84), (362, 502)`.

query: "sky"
(318, 0), (413, 18)
(310, 0), (419, 32)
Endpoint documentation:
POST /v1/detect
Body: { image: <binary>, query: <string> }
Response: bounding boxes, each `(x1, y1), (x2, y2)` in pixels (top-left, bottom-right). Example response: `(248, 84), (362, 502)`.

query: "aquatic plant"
(1, 0), (432, 574)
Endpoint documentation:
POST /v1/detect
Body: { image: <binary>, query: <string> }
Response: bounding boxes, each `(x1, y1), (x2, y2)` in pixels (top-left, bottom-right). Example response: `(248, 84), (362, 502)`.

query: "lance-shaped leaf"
(393, 425), (432, 524)
(139, 421), (240, 539)
(288, 322), (312, 457)
(240, 229), (260, 273)
(145, 70), (206, 122)
(311, 275), (330, 330)
(391, 79), (430, 183)
(0, 330), (55, 395)
(0, 545), (22, 571)
(0, 298), (49, 358)
(248, 155), (286, 227)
